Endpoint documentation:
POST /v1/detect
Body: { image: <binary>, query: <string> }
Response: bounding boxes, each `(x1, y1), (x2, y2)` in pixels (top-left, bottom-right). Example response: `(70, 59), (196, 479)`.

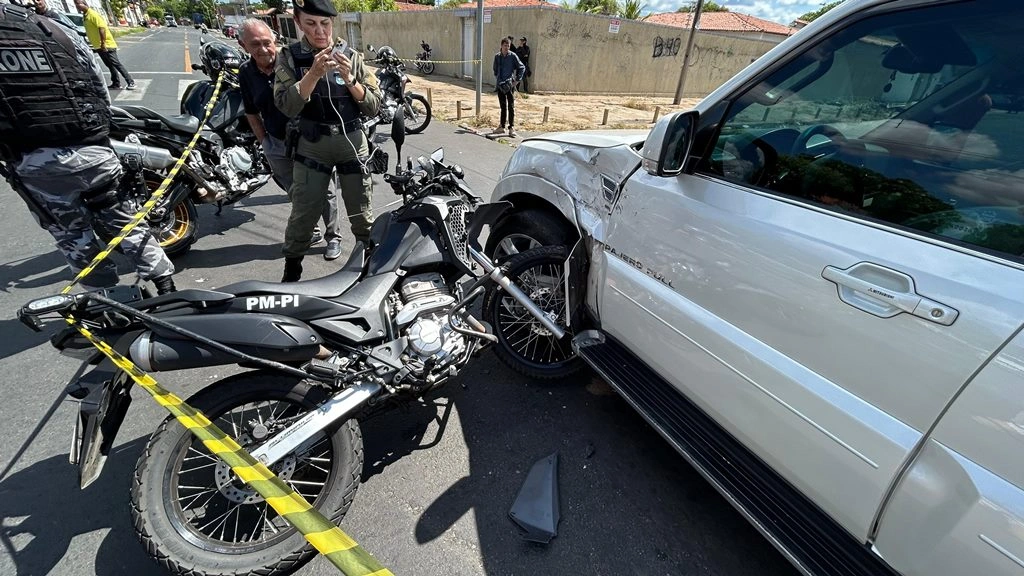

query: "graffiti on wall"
(652, 36), (681, 58)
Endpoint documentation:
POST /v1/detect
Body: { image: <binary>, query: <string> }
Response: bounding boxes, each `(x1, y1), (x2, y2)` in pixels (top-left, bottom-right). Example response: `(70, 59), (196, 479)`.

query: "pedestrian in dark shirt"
(517, 36), (531, 93)
(491, 37), (525, 138)
(238, 18), (343, 259)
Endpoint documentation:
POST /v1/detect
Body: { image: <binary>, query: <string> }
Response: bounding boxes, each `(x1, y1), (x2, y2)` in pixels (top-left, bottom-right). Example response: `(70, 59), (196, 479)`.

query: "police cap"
(293, 0), (337, 18)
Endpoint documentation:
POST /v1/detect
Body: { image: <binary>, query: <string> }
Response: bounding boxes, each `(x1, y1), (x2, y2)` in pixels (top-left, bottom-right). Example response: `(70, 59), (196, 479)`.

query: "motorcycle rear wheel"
(131, 372), (363, 576)
(403, 94), (431, 134)
(151, 197), (198, 257)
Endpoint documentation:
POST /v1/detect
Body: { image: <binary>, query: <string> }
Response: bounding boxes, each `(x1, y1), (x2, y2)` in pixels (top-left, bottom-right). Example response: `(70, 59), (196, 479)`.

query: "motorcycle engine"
(394, 273), (466, 368)
(217, 146), (253, 192)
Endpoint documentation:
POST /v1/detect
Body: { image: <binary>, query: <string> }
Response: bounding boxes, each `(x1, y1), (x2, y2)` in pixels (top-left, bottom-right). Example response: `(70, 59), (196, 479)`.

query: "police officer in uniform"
(0, 3), (176, 294)
(273, 0), (381, 282)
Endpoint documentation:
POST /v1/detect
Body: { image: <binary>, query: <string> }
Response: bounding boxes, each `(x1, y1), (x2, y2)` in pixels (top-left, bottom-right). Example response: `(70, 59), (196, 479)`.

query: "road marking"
(184, 43), (191, 72)
(113, 79), (152, 101)
(178, 79), (195, 103)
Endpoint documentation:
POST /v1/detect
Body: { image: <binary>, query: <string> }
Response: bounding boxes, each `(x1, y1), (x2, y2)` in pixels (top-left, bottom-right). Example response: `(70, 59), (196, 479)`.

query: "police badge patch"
(0, 48), (54, 74)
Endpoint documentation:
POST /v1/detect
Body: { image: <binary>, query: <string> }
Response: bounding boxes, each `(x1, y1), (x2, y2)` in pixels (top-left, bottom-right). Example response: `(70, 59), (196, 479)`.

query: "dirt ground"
(382, 66), (705, 139)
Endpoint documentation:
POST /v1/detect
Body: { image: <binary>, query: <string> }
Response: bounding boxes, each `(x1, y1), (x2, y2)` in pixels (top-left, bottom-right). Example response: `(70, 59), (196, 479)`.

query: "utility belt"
(284, 117), (387, 177)
(296, 118), (364, 143)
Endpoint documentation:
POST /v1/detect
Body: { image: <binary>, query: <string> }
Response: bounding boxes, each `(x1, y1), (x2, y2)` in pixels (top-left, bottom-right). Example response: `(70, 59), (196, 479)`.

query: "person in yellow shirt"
(74, 0), (135, 90)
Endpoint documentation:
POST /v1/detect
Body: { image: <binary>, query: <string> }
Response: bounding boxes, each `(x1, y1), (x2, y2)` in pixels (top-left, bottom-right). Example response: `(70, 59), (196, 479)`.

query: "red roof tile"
(645, 11), (796, 36)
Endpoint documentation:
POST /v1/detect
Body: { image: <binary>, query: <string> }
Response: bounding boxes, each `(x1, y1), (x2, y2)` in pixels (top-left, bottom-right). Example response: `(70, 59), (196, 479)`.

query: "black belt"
(306, 119), (363, 136)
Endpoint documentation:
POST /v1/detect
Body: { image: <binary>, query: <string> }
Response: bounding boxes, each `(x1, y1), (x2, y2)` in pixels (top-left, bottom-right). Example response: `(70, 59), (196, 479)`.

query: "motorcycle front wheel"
(420, 61), (435, 75)
(483, 245), (584, 381)
(145, 176), (198, 257)
(403, 93), (431, 134)
(131, 372), (363, 576)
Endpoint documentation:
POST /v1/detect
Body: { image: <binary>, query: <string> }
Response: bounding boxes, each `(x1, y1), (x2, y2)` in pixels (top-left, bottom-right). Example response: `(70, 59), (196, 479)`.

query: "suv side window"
(698, 0), (1024, 260)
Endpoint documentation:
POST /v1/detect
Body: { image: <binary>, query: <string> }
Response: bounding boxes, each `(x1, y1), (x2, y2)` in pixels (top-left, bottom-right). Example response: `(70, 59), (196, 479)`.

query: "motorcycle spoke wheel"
(402, 94), (431, 134)
(497, 262), (573, 366)
(132, 373), (363, 576)
(421, 61), (435, 75)
(170, 398), (334, 548)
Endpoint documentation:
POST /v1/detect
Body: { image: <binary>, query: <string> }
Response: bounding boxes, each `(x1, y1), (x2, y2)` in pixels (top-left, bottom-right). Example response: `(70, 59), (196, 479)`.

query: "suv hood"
(502, 130), (647, 211)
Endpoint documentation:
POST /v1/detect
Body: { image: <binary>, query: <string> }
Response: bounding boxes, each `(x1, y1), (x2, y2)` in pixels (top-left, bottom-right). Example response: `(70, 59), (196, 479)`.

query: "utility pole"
(673, 0), (704, 105)
(475, 0), (483, 116)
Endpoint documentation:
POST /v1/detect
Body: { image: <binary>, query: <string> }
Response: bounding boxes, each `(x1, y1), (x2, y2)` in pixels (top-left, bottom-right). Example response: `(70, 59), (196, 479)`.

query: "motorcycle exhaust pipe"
(129, 331), (318, 372)
(110, 139), (177, 170)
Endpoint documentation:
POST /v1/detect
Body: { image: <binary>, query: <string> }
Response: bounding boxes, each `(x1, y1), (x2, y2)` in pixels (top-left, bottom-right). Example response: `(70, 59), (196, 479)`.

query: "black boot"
(152, 274), (177, 295)
(282, 257), (303, 282)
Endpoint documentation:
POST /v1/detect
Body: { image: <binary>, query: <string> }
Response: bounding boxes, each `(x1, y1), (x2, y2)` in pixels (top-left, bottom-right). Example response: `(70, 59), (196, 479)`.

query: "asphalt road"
(0, 27), (799, 576)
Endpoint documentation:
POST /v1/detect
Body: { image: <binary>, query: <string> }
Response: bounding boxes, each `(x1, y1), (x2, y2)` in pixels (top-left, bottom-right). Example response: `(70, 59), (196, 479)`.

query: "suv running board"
(573, 330), (901, 576)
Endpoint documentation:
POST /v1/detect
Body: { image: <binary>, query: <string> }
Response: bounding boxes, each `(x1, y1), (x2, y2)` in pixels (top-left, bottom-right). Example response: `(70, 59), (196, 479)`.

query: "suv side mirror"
(641, 110), (698, 176)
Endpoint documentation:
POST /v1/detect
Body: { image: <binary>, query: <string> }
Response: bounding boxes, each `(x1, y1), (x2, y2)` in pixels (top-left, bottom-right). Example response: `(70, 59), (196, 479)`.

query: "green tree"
(677, 0), (729, 12)
(619, 0), (646, 20)
(577, 0), (618, 15)
(798, 0), (843, 22)
(440, 0), (461, 7)
(110, 0), (127, 19)
(264, 0), (285, 9)
(147, 5), (165, 19)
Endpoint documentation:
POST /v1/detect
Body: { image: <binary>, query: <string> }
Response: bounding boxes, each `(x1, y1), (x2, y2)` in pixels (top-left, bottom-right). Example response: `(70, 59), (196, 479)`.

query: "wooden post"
(456, 100), (462, 120)
(426, 87), (432, 108)
(652, 106), (661, 123)
(543, 106), (549, 123)
(602, 108), (609, 125)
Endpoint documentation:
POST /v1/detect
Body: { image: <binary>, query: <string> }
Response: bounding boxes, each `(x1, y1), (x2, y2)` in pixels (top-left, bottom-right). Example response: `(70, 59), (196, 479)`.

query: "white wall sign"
(609, 18), (621, 33)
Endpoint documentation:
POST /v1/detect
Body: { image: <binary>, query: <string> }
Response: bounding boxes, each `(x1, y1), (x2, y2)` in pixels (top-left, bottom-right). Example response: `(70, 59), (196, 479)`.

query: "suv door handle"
(822, 263), (959, 326)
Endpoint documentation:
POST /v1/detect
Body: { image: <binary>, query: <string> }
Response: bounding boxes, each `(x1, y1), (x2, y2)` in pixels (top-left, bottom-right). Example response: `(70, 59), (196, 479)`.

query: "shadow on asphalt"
(402, 359), (800, 576)
(0, 437), (156, 576)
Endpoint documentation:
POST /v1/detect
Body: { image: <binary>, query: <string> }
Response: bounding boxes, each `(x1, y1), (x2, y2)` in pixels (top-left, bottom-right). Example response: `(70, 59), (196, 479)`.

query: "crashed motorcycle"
(18, 115), (571, 576)
(364, 44), (431, 135)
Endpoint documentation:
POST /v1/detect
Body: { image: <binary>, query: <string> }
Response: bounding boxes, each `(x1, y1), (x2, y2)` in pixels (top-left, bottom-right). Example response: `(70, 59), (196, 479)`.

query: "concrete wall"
(282, 7), (778, 97)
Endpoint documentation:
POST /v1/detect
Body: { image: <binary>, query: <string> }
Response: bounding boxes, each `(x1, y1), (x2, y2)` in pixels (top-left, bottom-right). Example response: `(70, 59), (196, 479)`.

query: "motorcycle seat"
(220, 242), (366, 299)
(114, 105), (201, 135)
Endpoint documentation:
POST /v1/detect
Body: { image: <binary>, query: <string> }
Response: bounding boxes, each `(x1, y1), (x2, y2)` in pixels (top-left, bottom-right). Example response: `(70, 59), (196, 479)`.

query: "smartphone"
(331, 38), (349, 59)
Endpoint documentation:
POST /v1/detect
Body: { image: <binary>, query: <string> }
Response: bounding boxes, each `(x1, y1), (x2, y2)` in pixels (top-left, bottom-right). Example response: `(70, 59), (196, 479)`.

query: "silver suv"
(486, 1), (1024, 575)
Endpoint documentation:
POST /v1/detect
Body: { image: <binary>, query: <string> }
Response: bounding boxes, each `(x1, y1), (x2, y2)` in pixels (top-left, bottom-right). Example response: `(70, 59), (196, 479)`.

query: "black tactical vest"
(289, 42), (360, 125)
(0, 5), (109, 160)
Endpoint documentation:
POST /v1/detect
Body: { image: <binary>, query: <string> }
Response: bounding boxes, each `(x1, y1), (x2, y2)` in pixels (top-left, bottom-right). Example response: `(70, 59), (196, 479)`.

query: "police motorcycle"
(363, 44), (432, 135)
(17, 114), (572, 576)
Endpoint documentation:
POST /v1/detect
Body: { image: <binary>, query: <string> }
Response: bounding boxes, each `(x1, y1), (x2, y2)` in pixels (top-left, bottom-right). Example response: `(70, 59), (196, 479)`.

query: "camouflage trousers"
(14, 146), (175, 290)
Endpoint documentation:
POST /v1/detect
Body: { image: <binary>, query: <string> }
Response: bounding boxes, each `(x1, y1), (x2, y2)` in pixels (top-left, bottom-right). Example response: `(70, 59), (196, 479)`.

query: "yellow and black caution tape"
(64, 318), (394, 576)
(57, 74), (393, 575)
(395, 57), (481, 64)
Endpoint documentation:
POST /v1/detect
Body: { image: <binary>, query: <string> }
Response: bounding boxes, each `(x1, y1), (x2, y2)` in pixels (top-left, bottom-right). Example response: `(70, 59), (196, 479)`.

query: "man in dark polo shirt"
(238, 18), (343, 259)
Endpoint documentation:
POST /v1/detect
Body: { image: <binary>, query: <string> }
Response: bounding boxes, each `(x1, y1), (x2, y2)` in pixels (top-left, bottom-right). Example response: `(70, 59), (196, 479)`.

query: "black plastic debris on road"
(509, 452), (560, 543)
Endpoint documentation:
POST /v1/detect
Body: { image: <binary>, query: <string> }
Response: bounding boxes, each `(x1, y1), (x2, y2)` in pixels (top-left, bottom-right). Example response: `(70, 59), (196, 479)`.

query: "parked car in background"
(164, 14), (177, 27)
(61, 12), (86, 38)
(486, 1), (1024, 575)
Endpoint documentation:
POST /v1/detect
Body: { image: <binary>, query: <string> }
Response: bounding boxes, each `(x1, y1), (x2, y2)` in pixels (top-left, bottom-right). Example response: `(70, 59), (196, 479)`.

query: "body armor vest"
(289, 43), (360, 125)
(0, 5), (109, 160)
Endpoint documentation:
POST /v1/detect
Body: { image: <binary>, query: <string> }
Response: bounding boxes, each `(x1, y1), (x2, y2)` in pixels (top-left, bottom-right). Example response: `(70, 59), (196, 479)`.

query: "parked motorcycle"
(414, 40), (435, 75)
(17, 115), (570, 576)
(108, 103), (272, 256)
(364, 44), (432, 135)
